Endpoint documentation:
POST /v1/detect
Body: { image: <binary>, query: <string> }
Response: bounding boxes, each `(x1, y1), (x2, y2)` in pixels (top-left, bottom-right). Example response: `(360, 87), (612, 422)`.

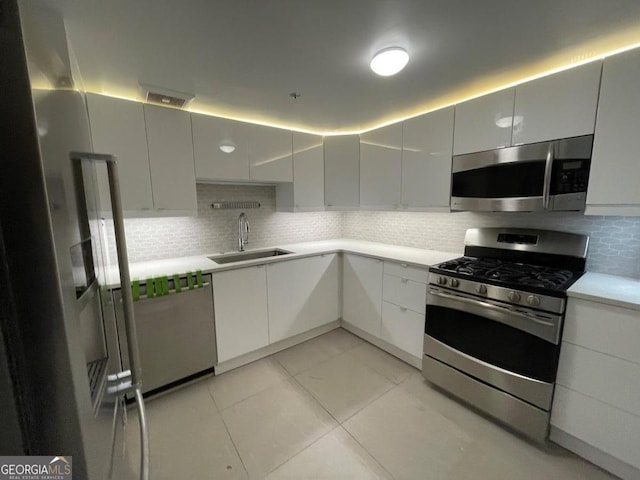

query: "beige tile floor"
(116, 328), (615, 480)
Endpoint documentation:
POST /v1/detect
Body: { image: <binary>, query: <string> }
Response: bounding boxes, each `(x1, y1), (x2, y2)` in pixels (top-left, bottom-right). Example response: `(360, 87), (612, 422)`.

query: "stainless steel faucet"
(238, 212), (249, 251)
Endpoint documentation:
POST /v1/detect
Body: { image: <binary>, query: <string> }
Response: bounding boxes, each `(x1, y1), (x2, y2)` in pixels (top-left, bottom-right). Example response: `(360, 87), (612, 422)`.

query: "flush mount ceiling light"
(370, 47), (410, 77)
(219, 142), (236, 154)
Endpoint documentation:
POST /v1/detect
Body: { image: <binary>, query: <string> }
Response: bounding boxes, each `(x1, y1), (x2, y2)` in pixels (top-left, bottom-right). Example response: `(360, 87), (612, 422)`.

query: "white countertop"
(567, 272), (640, 311)
(105, 239), (460, 289)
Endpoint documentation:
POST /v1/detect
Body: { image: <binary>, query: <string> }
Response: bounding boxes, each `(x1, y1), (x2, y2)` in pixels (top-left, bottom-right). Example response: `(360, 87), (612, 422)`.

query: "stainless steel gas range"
(422, 228), (589, 441)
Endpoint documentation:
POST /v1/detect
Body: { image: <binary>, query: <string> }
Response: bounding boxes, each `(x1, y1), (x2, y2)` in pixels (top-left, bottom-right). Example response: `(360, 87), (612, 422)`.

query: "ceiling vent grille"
(139, 84), (194, 109)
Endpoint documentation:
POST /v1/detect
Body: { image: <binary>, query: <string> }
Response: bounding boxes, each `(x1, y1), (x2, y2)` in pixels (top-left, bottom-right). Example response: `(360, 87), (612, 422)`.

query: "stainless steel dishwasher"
(113, 274), (217, 394)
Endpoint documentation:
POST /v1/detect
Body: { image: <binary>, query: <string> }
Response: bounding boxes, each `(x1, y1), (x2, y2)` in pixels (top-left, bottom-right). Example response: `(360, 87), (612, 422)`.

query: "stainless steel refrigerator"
(0, 1), (149, 478)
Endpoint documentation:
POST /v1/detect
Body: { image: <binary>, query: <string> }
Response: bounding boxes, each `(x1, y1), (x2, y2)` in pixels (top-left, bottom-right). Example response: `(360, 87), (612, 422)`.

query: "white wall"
(120, 184), (640, 279)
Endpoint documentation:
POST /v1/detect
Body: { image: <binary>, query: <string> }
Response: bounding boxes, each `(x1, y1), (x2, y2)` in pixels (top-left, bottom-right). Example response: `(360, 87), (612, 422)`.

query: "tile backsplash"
(120, 184), (640, 279)
(343, 210), (640, 279)
(122, 184), (343, 262)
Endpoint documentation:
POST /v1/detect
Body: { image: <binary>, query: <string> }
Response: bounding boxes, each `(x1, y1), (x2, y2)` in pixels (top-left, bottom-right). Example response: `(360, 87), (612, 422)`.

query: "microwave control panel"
(551, 159), (590, 195)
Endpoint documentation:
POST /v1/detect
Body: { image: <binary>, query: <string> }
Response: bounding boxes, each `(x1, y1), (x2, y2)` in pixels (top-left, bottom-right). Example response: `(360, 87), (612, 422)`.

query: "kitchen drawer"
(557, 342), (640, 418)
(564, 298), (640, 364)
(383, 274), (426, 314)
(383, 261), (428, 284)
(381, 301), (425, 358)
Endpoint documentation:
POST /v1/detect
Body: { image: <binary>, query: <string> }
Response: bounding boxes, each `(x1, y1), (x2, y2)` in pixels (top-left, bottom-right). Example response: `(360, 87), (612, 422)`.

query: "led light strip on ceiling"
(86, 40), (640, 137)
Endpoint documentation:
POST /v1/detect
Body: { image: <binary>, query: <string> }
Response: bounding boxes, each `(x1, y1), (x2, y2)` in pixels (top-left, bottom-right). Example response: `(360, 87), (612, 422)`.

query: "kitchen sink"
(209, 249), (292, 265)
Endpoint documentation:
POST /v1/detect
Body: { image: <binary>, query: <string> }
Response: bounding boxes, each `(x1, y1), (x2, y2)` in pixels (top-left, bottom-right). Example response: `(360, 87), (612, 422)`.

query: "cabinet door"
(587, 49), (640, 215)
(453, 88), (515, 155)
(212, 266), (269, 362)
(192, 113), (250, 181)
(359, 124), (402, 209)
(513, 61), (602, 145)
(86, 94), (153, 211)
(144, 105), (197, 211)
(342, 254), (383, 337)
(249, 124), (293, 182)
(381, 301), (425, 358)
(324, 135), (360, 208)
(267, 254), (339, 343)
(293, 132), (324, 209)
(401, 107), (454, 209)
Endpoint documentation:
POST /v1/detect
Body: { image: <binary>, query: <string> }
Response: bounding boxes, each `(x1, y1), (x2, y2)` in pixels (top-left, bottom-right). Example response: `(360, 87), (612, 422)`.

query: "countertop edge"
(106, 240), (460, 289)
(567, 272), (640, 311)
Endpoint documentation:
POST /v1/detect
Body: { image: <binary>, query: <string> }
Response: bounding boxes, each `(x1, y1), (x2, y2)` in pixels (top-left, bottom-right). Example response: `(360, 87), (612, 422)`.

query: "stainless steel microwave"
(450, 135), (593, 212)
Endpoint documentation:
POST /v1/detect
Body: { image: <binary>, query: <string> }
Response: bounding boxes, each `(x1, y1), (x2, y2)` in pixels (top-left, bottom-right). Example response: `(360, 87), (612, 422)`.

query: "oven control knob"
(437, 276), (448, 285)
(449, 278), (460, 288)
(526, 295), (541, 307)
(508, 291), (521, 302)
(475, 284), (487, 295)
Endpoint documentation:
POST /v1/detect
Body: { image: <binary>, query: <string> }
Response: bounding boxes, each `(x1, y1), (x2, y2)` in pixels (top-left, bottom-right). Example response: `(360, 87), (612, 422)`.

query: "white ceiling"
(40, 0), (640, 133)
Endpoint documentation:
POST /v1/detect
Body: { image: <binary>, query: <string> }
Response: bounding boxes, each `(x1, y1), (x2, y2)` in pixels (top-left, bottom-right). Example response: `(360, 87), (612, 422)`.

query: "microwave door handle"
(542, 143), (554, 210)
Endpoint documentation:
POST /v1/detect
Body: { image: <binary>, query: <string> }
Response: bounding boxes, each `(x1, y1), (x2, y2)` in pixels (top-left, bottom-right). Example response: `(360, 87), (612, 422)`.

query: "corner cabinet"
(143, 104), (197, 212)
(212, 265), (269, 363)
(324, 135), (360, 209)
(342, 254), (383, 337)
(587, 48), (640, 216)
(359, 124), (402, 210)
(192, 114), (250, 181)
(86, 93), (154, 212)
(248, 124), (293, 182)
(276, 132), (324, 211)
(266, 254), (340, 343)
(401, 107), (454, 210)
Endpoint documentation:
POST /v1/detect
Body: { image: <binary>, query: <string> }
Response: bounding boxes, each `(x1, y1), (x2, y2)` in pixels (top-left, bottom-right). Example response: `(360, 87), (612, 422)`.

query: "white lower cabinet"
(382, 274), (426, 315)
(380, 262), (428, 359)
(551, 297), (640, 478)
(342, 254), (383, 337)
(212, 265), (269, 363)
(267, 254), (340, 343)
(381, 301), (424, 359)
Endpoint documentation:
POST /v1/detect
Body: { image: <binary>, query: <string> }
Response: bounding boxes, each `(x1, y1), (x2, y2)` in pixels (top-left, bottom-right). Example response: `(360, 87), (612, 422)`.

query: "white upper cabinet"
(324, 135), (360, 208)
(86, 94), (154, 211)
(248, 124), (292, 182)
(359, 123), (402, 209)
(401, 107), (454, 210)
(276, 132), (324, 211)
(513, 61), (602, 145)
(192, 114), (250, 181)
(453, 88), (515, 155)
(587, 48), (640, 216)
(144, 104), (197, 212)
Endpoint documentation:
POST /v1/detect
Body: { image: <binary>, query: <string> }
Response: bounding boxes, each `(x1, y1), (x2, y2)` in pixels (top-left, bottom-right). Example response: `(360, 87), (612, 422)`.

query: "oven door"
(424, 286), (561, 410)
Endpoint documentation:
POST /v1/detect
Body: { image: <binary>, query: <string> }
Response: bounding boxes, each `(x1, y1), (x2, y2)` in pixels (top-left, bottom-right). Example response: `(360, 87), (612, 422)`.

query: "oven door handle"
(428, 289), (560, 344)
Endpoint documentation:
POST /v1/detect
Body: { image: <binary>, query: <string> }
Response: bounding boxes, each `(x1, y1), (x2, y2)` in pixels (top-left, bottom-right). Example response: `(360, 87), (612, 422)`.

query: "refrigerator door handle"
(70, 152), (150, 480)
